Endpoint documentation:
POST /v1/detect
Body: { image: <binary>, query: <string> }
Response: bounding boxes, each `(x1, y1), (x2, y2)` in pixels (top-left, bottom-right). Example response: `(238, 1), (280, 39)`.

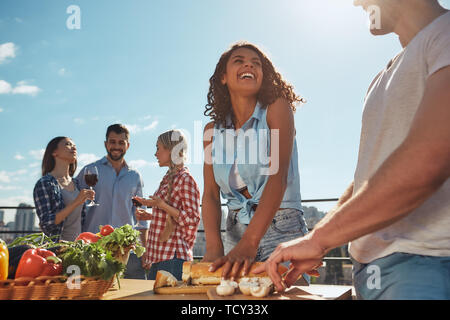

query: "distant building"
(0, 209), (4, 224)
(0, 221), (16, 244)
(302, 205), (327, 229)
(14, 203), (35, 238)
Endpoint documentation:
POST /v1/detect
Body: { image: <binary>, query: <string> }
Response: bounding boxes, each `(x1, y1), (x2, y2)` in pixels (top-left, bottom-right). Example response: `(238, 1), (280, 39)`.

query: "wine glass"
(84, 166), (99, 207)
(132, 197), (144, 227)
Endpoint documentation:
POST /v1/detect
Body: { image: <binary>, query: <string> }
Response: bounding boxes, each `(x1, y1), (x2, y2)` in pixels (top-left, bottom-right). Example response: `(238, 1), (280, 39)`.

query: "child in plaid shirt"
(134, 130), (200, 280)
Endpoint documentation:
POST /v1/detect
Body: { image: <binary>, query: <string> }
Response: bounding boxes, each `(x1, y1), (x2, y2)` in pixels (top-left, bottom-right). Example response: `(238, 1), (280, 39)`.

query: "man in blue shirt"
(77, 124), (149, 279)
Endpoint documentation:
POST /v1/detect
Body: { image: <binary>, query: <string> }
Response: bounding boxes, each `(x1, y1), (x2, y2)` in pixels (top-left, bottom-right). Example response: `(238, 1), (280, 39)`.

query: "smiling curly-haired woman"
(201, 41), (311, 283)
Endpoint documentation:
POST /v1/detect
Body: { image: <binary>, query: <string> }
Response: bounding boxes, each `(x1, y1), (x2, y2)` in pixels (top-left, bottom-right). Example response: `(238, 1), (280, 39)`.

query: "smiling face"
(105, 131), (129, 161)
(155, 141), (171, 167)
(52, 138), (77, 164)
(221, 47), (264, 97)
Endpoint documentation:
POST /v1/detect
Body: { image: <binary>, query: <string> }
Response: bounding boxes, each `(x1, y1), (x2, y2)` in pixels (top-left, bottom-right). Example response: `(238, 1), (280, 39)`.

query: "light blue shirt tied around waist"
(212, 101), (303, 225)
(76, 156), (148, 233)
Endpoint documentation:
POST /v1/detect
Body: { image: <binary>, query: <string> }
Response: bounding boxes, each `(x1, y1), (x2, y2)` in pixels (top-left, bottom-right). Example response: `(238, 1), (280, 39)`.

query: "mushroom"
(238, 277), (259, 295)
(216, 279), (238, 296)
(249, 277), (274, 298)
(250, 285), (273, 298)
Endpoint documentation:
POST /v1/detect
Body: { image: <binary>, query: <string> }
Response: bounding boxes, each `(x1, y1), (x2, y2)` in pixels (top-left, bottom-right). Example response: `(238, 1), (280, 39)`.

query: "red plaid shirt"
(144, 167), (201, 265)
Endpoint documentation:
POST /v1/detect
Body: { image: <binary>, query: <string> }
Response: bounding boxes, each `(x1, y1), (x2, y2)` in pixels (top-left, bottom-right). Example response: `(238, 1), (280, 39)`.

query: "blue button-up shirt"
(76, 156), (148, 233)
(211, 102), (303, 225)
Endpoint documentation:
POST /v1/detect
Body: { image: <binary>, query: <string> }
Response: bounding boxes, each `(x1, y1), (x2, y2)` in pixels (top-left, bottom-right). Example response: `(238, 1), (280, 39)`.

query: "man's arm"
(313, 65), (450, 251)
(255, 66), (450, 291)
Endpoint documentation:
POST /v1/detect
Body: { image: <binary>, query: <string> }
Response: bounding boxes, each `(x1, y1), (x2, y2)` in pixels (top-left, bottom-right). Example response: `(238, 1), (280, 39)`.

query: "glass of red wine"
(132, 197), (144, 227)
(84, 166), (99, 207)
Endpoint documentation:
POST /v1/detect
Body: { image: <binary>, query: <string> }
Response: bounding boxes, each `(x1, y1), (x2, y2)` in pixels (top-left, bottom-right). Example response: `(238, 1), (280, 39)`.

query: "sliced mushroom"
(249, 277), (274, 298)
(238, 277), (259, 295)
(216, 279), (238, 296)
(249, 284), (273, 298)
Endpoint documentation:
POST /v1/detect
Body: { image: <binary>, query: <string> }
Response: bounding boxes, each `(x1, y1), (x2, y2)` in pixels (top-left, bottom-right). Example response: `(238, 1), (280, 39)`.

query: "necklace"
(55, 176), (72, 187)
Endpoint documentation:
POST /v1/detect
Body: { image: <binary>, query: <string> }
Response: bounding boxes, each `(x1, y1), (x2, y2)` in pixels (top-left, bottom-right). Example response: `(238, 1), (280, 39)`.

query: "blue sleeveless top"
(211, 102), (303, 224)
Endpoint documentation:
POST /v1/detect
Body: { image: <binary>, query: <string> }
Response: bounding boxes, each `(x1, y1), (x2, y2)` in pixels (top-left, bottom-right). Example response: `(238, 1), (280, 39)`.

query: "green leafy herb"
(97, 224), (145, 258)
(58, 241), (124, 280)
(7, 232), (59, 249)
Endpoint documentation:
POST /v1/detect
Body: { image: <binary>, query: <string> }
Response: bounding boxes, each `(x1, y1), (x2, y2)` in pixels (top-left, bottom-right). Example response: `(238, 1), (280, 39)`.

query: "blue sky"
(1, 0), (449, 225)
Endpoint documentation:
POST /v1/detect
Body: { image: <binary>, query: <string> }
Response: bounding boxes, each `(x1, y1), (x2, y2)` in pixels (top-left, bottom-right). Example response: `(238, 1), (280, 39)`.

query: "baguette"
(154, 270), (178, 289)
(182, 262), (288, 285)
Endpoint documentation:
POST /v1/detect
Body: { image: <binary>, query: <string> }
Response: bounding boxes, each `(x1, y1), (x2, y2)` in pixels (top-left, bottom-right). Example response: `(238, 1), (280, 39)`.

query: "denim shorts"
(147, 252), (186, 281)
(224, 207), (309, 264)
(351, 252), (450, 300)
(123, 252), (147, 280)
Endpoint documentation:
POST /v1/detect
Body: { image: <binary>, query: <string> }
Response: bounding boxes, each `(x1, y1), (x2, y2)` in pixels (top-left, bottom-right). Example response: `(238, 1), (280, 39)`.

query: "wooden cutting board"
(207, 285), (352, 300)
(154, 281), (216, 295)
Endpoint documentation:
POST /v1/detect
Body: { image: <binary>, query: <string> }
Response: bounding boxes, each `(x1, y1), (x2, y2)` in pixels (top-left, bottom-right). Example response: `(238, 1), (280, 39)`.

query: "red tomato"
(100, 225), (114, 236)
(75, 232), (101, 243)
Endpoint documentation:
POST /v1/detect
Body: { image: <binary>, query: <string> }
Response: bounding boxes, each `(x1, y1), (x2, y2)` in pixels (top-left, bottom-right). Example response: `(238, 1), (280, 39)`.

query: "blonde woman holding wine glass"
(33, 136), (95, 241)
(134, 130), (201, 280)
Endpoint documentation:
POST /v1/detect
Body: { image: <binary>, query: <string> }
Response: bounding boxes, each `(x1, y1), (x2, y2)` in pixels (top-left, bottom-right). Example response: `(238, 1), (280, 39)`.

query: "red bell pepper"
(15, 248), (63, 278)
(75, 232), (101, 243)
(100, 225), (114, 237)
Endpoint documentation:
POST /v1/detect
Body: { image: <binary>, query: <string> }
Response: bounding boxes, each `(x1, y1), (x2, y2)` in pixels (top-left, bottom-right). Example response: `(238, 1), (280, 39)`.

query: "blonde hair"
(158, 129), (187, 204)
(157, 130), (188, 242)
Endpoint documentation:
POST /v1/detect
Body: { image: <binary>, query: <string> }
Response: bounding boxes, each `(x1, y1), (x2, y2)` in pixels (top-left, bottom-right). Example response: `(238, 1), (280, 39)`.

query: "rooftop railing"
(1, 198), (354, 285)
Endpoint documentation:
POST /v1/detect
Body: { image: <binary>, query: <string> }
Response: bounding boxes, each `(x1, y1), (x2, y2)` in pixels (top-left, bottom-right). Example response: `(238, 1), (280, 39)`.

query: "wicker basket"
(0, 275), (114, 300)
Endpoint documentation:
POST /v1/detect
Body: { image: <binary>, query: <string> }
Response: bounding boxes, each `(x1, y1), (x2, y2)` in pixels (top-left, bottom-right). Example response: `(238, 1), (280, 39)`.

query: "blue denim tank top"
(211, 101), (303, 224)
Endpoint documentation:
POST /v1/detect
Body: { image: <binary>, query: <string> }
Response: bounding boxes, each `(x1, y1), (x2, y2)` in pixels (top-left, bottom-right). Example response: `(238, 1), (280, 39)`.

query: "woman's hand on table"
(209, 240), (258, 280)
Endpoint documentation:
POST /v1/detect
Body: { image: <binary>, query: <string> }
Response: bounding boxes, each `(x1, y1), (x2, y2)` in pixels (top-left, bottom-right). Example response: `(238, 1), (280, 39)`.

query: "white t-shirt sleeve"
(426, 16), (450, 77)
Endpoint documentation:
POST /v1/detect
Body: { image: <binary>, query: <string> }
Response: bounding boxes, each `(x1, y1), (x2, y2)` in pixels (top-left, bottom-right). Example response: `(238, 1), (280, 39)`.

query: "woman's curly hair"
(204, 41), (305, 127)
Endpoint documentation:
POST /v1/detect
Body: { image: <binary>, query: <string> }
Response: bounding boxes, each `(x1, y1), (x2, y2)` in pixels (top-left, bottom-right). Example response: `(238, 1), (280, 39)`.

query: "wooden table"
(102, 279), (355, 300)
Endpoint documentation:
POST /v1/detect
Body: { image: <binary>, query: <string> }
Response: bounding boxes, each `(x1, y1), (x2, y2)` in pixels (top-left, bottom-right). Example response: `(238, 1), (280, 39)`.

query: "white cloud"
(58, 68), (66, 76)
(0, 107), (3, 112)
(0, 171), (10, 183)
(0, 169), (28, 184)
(28, 162), (40, 168)
(125, 124), (140, 134)
(144, 120), (159, 131)
(0, 42), (16, 64)
(124, 121), (159, 134)
(29, 149), (45, 160)
(0, 80), (12, 94)
(129, 159), (158, 169)
(14, 154), (25, 160)
(0, 80), (41, 96)
(12, 81), (41, 96)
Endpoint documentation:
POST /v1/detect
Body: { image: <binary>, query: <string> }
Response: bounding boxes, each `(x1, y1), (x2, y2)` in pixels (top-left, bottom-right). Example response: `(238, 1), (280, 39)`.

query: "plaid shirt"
(33, 174), (86, 241)
(144, 167), (201, 265)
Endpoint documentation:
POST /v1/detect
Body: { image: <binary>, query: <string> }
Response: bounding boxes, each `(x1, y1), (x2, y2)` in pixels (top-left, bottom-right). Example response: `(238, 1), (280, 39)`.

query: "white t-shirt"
(349, 11), (450, 264)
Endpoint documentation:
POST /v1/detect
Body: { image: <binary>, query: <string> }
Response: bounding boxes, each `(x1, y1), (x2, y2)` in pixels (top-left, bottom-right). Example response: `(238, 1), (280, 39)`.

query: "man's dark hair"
(106, 124), (129, 140)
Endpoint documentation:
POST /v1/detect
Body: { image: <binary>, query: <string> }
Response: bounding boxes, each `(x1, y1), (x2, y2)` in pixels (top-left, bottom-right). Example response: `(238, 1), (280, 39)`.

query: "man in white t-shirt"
(254, 0), (450, 299)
